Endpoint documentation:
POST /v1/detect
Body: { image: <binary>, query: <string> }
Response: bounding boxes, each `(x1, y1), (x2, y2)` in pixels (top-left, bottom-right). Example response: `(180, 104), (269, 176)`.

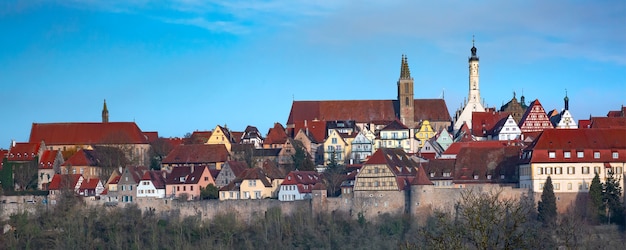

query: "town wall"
(0, 186), (598, 223)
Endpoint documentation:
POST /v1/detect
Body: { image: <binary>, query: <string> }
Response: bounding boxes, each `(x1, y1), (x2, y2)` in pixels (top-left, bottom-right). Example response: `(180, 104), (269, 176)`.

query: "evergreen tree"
(292, 141), (315, 171)
(589, 172), (603, 222)
(602, 170), (625, 225)
(538, 176), (557, 226)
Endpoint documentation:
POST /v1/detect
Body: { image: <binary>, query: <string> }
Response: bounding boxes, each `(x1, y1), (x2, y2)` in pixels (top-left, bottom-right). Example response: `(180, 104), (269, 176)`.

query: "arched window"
(405, 97), (409, 106)
(405, 84), (409, 93)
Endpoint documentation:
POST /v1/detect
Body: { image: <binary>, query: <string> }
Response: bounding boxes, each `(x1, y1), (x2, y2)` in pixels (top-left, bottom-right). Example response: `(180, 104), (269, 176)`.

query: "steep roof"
(48, 174), (82, 190)
(472, 111), (509, 137)
(282, 171), (322, 193)
(224, 161), (249, 177)
(142, 170), (166, 189)
(143, 132), (159, 143)
(79, 178), (101, 190)
(291, 120), (326, 143)
(63, 149), (98, 167)
(380, 119), (409, 131)
(166, 166), (192, 185)
(7, 142), (42, 161)
(240, 168), (273, 187)
(264, 123), (288, 146)
(287, 99), (450, 126)
(365, 148), (420, 176)
(454, 145), (522, 184)
(518, 99), (554, 132)
(162, 144), (229, 164)
(29, 122), (148, 145)
(39, 150), (60, 169)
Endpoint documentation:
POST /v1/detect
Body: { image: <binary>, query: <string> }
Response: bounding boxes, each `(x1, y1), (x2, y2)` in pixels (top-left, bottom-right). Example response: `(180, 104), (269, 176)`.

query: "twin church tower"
(397, 38), (484, 131)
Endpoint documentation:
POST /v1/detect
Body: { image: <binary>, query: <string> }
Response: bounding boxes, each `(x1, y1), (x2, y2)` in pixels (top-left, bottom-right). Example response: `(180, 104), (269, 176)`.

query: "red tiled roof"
(265, 123), (288, 146)
(39, 150), (60, 169)
(443, 141), (512, 156)
(262, 159), (285, 179)
(578, 119), (591, 129)
(453, 145), (522, 184)
(590, 117), (626, 129)
(518, 99), (554, 132)
(291, 120), (326, 143)
(281, 171), (322, 194)
(187, 131), (212, 144)
(224, 161), (249, 178)
(184, 165), (210, 184)
(162, 144), (230, 164)
(142, 170), (167, 189)
(108, 175), (121, 185)
(287, 99), (450, 126)
(48, 174), (82, 190)
(29, 122), (148, 145)
(472, 111), (509, 137)
(143, 132), (159, 143)
(365, 148), (419, 176)
(63, 149), (98, 167)
(231, 132), (243, 144)
(7, 142), (42, 161)
(240, 168), (273, 187)
(166, 166), (192, 185)
(523, 128), (626, 163)
(79, 178), (101, 190)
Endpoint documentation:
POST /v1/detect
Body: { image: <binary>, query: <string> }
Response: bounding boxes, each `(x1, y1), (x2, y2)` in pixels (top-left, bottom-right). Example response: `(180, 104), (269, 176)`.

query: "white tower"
(453, 37), (486, 132)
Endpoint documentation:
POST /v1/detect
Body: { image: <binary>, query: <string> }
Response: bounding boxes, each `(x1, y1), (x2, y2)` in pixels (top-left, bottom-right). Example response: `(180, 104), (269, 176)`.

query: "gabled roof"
(240, 168), (273, 187)
(143, 132), (159, 143)
(188, 131), (212, 144)
(29, 122), (148, 145)
(184, 166), (210, 184)
(108, 175), (121, 185)
(79, 178), (102, 190)
(224, 161), (249, 178)
(48, 174), (82, 190)
(380, 119), (409, 131)
(291, 119), (326, 143)
(518, 99), (553, 132)
(162, 144), (229, 164)
(166, 167), (192, 185)
(265, 123), (288, 146)
(282, 171), (322, 193)
(287, 99), (450, 126)
(141, 170), (166, 189)
(7, 142), (42, 161)
(262, 159), (285, 179)
(39, 150), (61, 169)
(242, 125), (263, 140)
(365, 148), (419, 176)
(453, 145), (522, 184)
(121, 166), (147, 184)
(63, 149), (98, 167)
(472, 111), (509, 137)
(606, 106), (625, 117)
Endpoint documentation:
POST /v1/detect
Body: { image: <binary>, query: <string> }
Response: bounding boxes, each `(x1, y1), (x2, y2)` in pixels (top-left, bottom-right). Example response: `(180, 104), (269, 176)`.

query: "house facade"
(374, 120), (412, 153)
(350, 131), (374, 163)
(278, 171), (322, 201)
(137, 170), (166, 199)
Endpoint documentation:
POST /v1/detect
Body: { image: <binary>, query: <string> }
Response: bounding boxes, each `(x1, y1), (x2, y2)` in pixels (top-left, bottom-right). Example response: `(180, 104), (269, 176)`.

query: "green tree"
(292, 141), (315, 171)
(589, 172), (603, 222)
(538, 176), (557, 227)
(201, 184), (219, 200)
(602, 170), (625, 225)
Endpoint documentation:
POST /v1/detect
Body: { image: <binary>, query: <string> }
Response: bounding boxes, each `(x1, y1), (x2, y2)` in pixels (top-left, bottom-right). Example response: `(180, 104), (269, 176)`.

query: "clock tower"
(453, 37), (486, 131)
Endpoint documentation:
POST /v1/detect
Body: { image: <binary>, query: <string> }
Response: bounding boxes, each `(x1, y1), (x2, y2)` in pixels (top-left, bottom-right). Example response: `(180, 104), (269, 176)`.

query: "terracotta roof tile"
(590, 117), (626, 129)
(523, 128), (626, 163)
(48, 174), (82, 190)
(162, 144), (229, 164)
(29, 122), (148, 145)
(7, 142), (42, 161)
(39, 150), (60, 169)
(287, 99), (450, 126)
(265, 123), (288, 146)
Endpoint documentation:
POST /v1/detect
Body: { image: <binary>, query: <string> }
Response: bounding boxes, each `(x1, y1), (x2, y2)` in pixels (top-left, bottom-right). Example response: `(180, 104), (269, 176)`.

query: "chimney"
(11, 139), (16, 148)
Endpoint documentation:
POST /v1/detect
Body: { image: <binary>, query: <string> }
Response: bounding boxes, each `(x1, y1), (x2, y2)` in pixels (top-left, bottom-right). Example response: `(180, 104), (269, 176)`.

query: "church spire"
(400, 54), (411, 80)
(564, 89), (569, 110)
(102, 99), (109, 123)
(469, 35), (479, 62)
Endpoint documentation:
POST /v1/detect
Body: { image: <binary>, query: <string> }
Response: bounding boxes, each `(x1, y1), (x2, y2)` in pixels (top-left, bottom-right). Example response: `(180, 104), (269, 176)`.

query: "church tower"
(102, 99), (109, 123)
(398, 55), (415, 127)
(453, 37), (486, 131)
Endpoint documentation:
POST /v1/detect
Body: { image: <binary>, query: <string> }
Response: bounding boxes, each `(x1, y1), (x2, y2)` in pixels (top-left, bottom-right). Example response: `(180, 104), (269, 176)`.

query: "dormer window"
(548, 152), (556, 159)
(577, 151), (584, 158)
(594, 152), (600, 159)
(473, 175), (479, 180)
(564, 152), (571, 158)
(613, 152), (619, 159)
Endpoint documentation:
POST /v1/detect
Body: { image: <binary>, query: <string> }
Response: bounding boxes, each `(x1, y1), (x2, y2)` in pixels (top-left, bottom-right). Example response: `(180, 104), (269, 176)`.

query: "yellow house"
(323, 129), (352, 165)
(206, 125), (236, 152)
(218, 160), (285, 200)
(415, 120), (436, 148)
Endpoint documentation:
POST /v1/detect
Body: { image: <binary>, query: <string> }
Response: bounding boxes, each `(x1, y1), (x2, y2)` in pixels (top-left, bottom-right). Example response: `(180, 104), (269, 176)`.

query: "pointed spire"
(400, 54), (411, 80)
(102, 99), (109, 123)
(564, 89), (569, 110)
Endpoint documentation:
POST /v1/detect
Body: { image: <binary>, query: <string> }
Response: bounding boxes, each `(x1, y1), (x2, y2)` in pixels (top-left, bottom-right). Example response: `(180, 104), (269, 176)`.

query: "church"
(286, 54), (452, 138)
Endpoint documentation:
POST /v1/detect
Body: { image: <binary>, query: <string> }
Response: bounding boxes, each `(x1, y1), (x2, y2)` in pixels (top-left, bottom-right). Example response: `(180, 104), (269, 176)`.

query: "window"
(331, 138), (337, 144)
(191, 186), (194, 191)
(549, 152), (556, 158)
(567, 183), (572, 190)
(537, 167), (543, 175)
(594, 152), (600, 159)
(546, 168), (553, 175)
(204, 177), (209, 181)
(567, 167), (575, 175)
(613, 152), (619, 159)
(564, 152), (571, 158)
(254, 191), (261, 199)
(249, 180), (256, 187)
(244, 192), (250, 199)
(555, 183), (560, 190)
(577, 151), (584, 158)
(616, 167), (623, 174)
(594, 166), (601, 174)
(582, 167), (590, 174)
(555, 167), (562, 175)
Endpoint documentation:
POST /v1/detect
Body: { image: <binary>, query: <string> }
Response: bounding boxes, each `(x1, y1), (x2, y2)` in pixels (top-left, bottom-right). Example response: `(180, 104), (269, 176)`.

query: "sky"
(1, 0), (625, 148)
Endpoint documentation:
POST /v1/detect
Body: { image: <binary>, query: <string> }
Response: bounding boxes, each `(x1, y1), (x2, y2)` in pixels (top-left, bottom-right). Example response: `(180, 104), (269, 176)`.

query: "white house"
(137, 171), (166, 199)
(278, 171), (322, 201)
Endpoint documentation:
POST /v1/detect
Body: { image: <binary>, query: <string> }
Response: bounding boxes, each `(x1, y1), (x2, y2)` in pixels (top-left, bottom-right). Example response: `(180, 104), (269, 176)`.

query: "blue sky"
(1, 0), (625, 148)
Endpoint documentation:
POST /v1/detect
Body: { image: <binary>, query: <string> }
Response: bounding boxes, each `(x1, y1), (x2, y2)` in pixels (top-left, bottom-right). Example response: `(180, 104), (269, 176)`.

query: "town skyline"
(1, 1), (624, 147)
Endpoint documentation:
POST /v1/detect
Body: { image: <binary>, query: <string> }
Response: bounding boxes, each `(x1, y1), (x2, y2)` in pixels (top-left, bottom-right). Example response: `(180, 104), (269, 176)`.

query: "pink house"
(165, 165), (216, 200)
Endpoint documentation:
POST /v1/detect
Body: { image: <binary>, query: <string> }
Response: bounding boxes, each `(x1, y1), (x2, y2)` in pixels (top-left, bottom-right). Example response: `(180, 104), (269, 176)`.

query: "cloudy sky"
(1, 0), (625, 147)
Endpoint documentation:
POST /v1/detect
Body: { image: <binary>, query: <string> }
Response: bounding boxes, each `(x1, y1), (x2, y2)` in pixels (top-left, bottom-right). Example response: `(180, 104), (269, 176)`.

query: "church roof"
(162, 144), (229, 165)
(287, 99), (450, 126)
(29, 122), (148, 145)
